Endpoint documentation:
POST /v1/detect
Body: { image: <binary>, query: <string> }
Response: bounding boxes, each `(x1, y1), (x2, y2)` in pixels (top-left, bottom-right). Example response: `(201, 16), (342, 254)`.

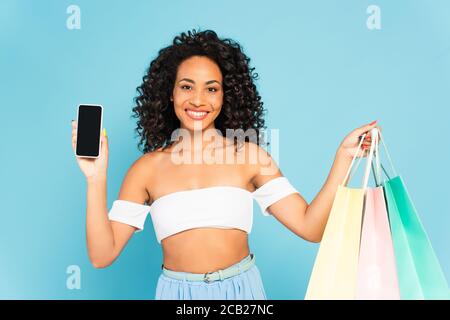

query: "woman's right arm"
(72, 121), (148, 268)
(86, 172), (146, 268)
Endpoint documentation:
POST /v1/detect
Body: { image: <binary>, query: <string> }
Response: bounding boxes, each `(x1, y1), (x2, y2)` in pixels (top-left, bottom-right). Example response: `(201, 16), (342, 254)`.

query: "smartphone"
(75, 104), (103, 158)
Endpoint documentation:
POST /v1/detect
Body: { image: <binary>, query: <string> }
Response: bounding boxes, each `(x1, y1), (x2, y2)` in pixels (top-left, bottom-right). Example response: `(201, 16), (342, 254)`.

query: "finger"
(100, 134), (108, 157)
(71, 120), (77, 129)
(355, 121), (378, 137)
(364, 126), (381, 141)
(361, 143), (371, 149)
(359, 132), (377, 145)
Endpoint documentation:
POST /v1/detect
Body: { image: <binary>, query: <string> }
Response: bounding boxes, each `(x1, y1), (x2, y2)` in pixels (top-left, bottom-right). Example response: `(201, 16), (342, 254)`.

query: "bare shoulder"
(117, 149), (163, 204)
(242, 141), (282, 188)
(241, 141), (278, 171)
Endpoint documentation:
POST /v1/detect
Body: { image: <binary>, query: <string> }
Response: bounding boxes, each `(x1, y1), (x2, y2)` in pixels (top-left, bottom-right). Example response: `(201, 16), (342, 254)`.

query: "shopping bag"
(356, 187), (401, 299)
(305, 129), (378, 300)
(356, 132), (400, 299)
(379, 131), (450, 300)
(304, 186), (365, 299)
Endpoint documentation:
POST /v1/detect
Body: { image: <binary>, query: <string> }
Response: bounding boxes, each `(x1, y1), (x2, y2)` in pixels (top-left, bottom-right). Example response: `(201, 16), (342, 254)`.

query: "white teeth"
(186, 110), (207, 118)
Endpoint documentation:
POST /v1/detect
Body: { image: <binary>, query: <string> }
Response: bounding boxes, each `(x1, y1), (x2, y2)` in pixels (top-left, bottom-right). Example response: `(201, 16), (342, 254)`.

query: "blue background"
(1, 0), (449, 299)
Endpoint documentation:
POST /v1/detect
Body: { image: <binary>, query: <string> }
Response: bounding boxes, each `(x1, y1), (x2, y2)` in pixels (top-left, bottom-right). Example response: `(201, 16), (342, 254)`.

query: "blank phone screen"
(76, 105), (102, 157)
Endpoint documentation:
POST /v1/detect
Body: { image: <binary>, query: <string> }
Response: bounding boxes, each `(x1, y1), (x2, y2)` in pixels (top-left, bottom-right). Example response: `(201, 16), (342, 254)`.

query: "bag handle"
(347, 128), (381, 186)
(370, 129), (398, 186)
(371, 128), (382, 186)
(352, 128), (399, 187)
(346, 143), (365, 185)
(378, 130), (398, 178)
(342, 132), (366, 187)
(362, 128), (379, 190)
(342, 127), (379, 190)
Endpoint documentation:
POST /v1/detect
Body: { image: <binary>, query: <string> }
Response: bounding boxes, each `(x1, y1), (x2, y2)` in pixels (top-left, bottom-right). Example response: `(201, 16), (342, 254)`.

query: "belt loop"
(218, 270), (224, 281)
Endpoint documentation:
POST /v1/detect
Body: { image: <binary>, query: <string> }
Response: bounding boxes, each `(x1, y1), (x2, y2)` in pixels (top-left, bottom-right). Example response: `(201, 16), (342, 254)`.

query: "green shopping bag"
(380, 132), (450, 299)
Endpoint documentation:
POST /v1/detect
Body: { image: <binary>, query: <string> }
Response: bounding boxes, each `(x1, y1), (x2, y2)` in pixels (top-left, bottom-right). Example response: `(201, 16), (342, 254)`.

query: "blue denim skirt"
(155, 253), (267, 300)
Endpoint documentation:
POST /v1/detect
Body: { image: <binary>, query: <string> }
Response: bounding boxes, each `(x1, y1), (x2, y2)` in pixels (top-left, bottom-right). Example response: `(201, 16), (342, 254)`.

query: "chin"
(182, 119), (215, 131)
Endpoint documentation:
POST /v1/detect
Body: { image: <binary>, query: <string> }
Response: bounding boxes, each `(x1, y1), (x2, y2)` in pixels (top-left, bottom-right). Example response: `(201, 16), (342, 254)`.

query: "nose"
(189, 89), (206, 107)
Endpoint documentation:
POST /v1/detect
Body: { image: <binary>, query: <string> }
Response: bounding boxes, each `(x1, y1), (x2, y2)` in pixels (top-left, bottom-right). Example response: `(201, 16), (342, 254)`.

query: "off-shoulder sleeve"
(108, 200), (151, 232)
(252, 176), (299, 216)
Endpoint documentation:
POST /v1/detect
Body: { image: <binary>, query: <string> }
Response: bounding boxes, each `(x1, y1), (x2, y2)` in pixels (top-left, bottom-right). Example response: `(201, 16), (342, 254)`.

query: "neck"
(176, 121), (223, 152)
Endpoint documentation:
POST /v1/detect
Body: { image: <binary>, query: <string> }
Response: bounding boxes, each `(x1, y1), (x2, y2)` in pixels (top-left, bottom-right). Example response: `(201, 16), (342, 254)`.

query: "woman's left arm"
(252, 121), (380, 243)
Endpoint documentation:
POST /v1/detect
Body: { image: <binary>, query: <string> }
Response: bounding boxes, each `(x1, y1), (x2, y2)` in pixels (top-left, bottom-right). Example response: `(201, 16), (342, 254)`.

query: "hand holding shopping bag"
(306, 127), (449, 300)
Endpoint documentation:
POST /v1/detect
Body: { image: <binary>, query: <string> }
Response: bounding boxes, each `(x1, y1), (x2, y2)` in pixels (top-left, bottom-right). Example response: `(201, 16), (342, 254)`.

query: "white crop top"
(108, 176), (299, 243)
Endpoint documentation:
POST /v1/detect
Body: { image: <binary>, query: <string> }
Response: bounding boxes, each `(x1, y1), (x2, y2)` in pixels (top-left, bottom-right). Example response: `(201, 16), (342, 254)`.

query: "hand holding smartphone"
(71, 104), (108, 180)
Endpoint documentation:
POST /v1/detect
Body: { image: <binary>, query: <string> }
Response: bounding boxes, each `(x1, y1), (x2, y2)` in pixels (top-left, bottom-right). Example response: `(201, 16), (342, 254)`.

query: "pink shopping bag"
(356, 187), (400, 299)
(356, 129), (400, 299)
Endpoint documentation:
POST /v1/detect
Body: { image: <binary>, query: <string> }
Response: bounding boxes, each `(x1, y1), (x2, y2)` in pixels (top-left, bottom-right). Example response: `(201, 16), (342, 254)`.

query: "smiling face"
(171, 56), (224, 132)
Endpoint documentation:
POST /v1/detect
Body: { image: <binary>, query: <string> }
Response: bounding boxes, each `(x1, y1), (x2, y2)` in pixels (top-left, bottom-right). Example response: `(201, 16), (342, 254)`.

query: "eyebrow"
(178, 78), (222, 85)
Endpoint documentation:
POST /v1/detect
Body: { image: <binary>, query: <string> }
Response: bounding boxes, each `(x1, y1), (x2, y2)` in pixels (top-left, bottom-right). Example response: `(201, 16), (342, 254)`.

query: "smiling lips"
(185, 109), (210, 120)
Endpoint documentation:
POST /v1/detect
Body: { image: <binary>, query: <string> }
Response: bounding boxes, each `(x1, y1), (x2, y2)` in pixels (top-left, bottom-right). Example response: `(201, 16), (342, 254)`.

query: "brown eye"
(181, 85), (192, 90)
(208, 87), (218, 92)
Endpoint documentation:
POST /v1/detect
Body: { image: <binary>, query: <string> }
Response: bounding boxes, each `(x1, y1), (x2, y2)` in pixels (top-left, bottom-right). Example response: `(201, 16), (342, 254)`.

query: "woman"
(71, 29), (379, 300)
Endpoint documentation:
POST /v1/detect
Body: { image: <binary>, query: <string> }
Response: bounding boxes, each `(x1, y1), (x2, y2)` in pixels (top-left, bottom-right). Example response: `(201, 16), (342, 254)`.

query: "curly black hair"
(132, 29), (267, 153)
